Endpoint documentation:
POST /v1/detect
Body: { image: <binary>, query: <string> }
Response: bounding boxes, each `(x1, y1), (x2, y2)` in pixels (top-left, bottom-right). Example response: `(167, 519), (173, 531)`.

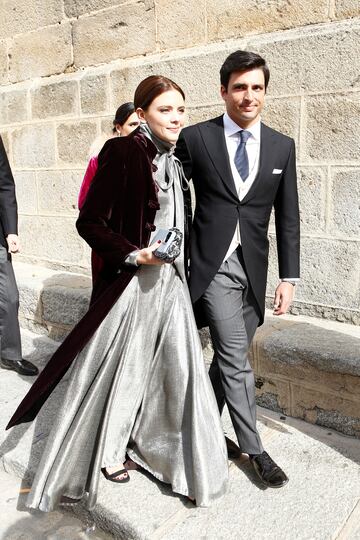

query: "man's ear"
(220, 85), (227, 100)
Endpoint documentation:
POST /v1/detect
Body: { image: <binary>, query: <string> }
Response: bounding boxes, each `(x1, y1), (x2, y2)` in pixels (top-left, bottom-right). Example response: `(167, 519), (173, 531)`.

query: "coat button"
(151, 164), (158, 172)
(145, 223), (156, 231)
(148, 200), (160, 210)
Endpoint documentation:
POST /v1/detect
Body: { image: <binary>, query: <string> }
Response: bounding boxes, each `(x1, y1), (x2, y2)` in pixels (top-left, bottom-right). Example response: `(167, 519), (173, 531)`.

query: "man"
(0, 136), (38, 376)
(176, 50), (300, 488)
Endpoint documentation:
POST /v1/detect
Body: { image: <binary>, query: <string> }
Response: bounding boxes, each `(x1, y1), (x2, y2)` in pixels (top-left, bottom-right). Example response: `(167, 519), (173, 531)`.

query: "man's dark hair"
(220, 50), (270, 90)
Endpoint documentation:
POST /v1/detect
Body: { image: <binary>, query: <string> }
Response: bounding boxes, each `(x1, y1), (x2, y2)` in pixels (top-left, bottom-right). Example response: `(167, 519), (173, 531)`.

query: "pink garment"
(78, 156), (103, 283)
(78, 156), (98, 210)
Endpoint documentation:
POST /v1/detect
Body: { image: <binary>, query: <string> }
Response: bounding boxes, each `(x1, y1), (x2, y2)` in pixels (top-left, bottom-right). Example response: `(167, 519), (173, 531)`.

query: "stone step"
(1, 328), (360, 539)
(13, 261), (360, 439)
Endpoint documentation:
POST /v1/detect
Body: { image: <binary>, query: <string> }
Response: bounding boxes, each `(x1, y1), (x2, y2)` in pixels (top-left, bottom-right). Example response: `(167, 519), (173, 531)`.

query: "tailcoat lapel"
(199, 116), (239, 199)
(240, 123), (277, 204)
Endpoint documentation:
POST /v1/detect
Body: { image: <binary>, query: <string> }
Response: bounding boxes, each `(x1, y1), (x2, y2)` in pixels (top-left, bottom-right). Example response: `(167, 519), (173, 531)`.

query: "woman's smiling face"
(137, 90), (186, 144)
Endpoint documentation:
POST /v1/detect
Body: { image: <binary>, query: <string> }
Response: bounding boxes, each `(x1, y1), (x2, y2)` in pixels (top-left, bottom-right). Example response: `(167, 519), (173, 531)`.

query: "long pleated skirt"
(26, 261), (228, 512)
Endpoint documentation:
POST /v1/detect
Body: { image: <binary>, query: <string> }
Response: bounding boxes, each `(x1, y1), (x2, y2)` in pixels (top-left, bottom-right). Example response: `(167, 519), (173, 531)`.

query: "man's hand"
(273, 282), (295, 316)
(6, 234), (20, 253)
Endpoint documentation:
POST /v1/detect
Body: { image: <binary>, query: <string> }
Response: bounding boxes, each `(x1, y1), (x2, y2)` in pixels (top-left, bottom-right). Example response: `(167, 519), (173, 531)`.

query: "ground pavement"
(0, 328), (359, 540)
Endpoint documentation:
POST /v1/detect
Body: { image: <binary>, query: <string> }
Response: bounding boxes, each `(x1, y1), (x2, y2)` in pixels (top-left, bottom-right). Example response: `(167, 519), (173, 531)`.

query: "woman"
(7, 76), (228, 511)
(78, 103), (140, 283)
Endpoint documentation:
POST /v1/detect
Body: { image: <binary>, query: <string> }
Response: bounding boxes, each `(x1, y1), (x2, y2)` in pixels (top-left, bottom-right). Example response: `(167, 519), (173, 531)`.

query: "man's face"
(221, 68), (266, 128)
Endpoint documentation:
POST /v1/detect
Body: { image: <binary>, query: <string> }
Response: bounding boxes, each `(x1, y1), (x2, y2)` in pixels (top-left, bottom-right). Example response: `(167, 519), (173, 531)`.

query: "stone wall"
(0, 1), (359, 324)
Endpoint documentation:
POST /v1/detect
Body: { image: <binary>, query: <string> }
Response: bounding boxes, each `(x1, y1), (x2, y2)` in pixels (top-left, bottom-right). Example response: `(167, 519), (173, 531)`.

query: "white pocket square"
(272, 168), (283, 174)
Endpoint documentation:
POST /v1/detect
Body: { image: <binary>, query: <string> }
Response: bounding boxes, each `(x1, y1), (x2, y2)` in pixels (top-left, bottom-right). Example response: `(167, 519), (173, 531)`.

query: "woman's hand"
(136, 241), (166, 266)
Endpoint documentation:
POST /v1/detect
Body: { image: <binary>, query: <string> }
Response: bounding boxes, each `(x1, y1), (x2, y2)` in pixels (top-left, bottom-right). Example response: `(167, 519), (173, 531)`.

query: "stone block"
(250, 24), (360, 96)
(297, 237), (360, 309)
(64, 0), (128, 18)
(13, 171), (37, 215)
(31, 81), (78, 120)
(156, 0), (206, 49)
(0, 0), (63, 39)
(290, 383), (360, 437)
(255, 377), (291, 414)
(41, 275), (90, 328)
(207, 0), (328, 41)
(0, 40), (8, 85)
(12, 124), (56, 168)
(18, 215), (85, 265)
(297, 167), (326, 234)
(0, 132), (10, 156)
(304, 94), (360, 161)
(8, 23), (72, 83)
(0, 89), (28, 125)
(100, 116), (114, 136)
(37, 170), (83, 215)
(330, 168), (360, 237)
(335, 0), (360, 19)
(187, 104), (224, 125)
(111, 49), (227, 109)
(261, 97), (300, 145)
(57, 121), (98, 165)
(73, 3), (156, 68)
(80, 75), (108, 115)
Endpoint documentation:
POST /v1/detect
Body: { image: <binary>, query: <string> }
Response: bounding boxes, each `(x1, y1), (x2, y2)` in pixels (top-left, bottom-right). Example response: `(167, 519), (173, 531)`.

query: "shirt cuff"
(281, 278), (300, 285)
(124, 250), (140, 267)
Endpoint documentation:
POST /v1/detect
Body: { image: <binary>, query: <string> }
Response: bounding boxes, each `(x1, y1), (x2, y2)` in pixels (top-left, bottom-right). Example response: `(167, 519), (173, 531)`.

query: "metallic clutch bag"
(152, 227), (183, 263)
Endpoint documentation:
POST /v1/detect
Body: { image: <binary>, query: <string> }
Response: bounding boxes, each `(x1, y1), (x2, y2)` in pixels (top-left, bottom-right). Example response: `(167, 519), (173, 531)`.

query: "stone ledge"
(14, 262), (360, 438)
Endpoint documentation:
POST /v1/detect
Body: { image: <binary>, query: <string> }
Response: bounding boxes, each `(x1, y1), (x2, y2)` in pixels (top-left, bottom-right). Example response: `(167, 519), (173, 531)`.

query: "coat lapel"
(240, 123), (277, 204)
(199, 116), (239, 199)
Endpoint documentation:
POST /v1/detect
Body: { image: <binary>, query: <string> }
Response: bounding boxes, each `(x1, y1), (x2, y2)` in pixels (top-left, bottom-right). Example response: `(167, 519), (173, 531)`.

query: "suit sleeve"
(175, 130), (193, 181)
(0, 136), (18, 236)
(274, 140), (300, 279)
(76, 140), (138, 267)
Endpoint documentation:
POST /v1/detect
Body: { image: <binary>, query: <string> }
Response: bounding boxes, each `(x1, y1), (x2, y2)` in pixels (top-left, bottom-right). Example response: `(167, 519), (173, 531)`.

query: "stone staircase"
(0, 260), (359, 539)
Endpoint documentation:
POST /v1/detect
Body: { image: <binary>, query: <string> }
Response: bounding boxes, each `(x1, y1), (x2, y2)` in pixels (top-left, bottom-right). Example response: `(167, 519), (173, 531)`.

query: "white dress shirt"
(223, 113), (261, 262)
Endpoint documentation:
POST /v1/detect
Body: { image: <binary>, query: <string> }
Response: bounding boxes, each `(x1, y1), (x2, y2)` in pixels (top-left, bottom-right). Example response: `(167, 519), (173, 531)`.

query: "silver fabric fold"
(26, 147), (228, 512)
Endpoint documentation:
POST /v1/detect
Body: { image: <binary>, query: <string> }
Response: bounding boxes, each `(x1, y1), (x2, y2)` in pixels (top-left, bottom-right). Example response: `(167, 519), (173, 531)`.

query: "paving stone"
(8, 23), (72, 83)
(80, 75), (108, 115)
(73, 3), (156, 68)
(31, 81), (78, 120)
(207, 0), (329, 41)
(12, 124), (56, 168)
(57, 121), (98, 165)
(156, 0), (206, 50)
(0, 0), (63, 39)
(330, 168), (360, 237)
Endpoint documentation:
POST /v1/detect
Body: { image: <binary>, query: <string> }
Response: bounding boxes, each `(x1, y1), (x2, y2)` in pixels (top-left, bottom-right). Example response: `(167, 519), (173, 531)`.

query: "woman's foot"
(102, 465), (130, 483)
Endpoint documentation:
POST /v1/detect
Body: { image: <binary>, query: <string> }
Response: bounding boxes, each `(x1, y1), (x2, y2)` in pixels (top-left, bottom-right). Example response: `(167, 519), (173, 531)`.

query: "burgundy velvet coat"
(7, 129), (166, 429)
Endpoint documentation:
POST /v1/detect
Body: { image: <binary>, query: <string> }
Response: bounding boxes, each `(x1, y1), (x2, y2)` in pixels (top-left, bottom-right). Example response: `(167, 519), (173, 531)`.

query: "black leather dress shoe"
(250, 451), (289, 488)
(0, 357), (39, 376)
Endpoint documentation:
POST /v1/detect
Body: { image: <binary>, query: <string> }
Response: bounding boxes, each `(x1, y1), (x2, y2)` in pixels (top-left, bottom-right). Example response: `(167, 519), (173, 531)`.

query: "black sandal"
(101, 467), (130, 483)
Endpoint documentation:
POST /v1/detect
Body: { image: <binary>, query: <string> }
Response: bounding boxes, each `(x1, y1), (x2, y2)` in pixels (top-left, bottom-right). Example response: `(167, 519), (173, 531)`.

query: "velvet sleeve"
(76, 140), (138, 267)
(78, 156), (98, 210)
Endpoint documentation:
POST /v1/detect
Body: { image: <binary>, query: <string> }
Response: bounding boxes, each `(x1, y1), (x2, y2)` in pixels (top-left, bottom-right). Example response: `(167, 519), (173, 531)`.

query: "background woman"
(78, 102), (140, 283)
(7, 76), (228, 510)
